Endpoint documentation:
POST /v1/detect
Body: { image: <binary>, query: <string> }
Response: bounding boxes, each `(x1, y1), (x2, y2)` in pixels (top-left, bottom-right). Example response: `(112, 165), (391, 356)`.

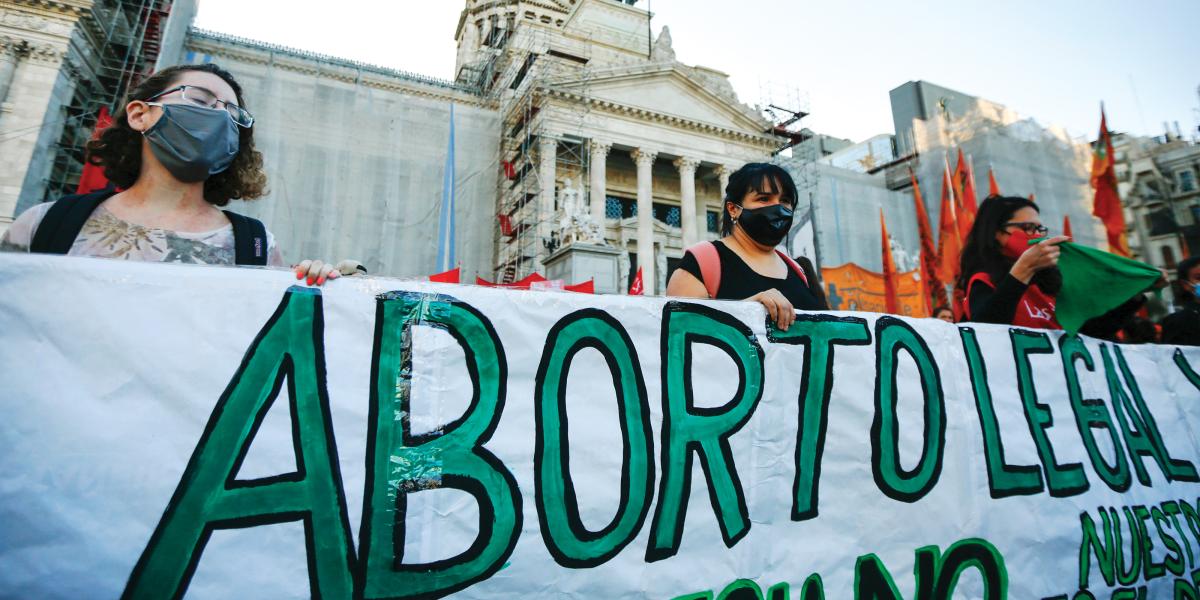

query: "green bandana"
(1046, 241), (1159, 333)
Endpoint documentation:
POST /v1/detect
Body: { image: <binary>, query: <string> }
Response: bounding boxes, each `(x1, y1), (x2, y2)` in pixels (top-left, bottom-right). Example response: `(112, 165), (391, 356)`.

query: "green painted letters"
(767, 315), (871, 521)
(872, 317), (945, 502)
(358, 292), (520, 599)
(535, 309), (653, 568)
(123, 287), (355, 600)
(647, 302), (764, 562)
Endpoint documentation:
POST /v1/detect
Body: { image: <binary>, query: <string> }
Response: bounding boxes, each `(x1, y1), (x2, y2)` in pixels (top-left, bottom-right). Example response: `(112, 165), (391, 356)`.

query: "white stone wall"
(0, 1), (89, 233)
(185, 34), (500, 280)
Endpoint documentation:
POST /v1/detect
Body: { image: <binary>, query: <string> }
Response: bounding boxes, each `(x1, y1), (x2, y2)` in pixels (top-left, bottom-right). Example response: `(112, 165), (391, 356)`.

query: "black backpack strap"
(29, 188), (118, 254)
(222, 210), (269, 266)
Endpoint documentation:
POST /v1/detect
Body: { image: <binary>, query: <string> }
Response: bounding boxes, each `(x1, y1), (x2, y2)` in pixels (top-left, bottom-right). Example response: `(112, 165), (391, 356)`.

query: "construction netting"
(780, 100), (1105, 284)
(184, 31), (501, 280)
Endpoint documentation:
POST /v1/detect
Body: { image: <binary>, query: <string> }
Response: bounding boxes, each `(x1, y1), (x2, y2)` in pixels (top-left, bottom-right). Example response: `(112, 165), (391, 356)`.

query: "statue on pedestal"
(555, 177), (607, 247)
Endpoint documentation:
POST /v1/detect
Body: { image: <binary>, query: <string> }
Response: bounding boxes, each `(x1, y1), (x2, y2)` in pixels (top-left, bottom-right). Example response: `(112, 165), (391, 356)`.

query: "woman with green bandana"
(957, 195), (1148, 338)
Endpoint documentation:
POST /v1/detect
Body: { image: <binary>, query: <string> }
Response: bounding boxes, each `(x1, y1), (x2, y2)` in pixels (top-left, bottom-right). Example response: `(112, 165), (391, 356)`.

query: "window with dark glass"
(606, 196), (636, 219)
(653, 203), (681, 228)
(1180, 169), (1197, 193)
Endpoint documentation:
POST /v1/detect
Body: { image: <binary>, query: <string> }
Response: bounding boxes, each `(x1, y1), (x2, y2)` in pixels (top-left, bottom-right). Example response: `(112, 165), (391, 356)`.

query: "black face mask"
(734, 203), (794, 247)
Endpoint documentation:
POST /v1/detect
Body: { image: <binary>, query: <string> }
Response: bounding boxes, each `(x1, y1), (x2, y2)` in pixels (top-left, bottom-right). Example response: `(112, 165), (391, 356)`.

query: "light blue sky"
(194, 0), (1200, 143)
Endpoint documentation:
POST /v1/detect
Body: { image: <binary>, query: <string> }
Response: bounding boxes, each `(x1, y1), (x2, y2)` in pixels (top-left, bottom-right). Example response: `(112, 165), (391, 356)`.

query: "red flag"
(987, 167), (1001, 197)
(910, 169), (946, 312)
(881, 210), (900, 314)
(1091, 106), (1130, 256)
(498, 214), (514, 236)
(1062, 215), (1074, 239)
(76, 106), (113, 194)
(948, 154), (971, 243)
(564, 279), (595, 294)
(476, 272), (547, 288)
(428, 267), (460, 283)
(502, 160), (516, 180)
(936, 163), (963, 284)
(629, 267), (644, 296)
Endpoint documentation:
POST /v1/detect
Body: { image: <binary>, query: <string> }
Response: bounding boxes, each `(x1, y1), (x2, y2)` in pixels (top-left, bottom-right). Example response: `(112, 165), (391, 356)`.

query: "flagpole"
(437, 103), (457, 273)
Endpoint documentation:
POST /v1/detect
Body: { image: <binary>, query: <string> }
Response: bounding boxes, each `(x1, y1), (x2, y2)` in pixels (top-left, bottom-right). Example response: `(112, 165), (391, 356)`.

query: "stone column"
(537, 136), (558, 267)
(712, 164), (733, 238)
(716, 164), (733, 201)
(0, 1), (92, 234)
(589, 139), (611, 234)
(0, 42), (25, 108)
(632, 148), (657, 295)
(674, 157), (699, 248)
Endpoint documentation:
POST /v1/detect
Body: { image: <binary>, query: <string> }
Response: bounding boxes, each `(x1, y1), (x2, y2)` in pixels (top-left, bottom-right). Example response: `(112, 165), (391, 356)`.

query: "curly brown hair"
(84, 63), (267, 206)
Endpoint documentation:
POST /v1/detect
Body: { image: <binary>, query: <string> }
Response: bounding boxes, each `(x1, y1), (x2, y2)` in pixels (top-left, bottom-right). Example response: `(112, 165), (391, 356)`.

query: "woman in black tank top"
(666, 163), (827, 331)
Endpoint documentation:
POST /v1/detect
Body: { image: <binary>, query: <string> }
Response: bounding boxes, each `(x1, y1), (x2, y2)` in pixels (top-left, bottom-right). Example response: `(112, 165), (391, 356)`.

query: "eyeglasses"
(1003, 221), (1049, 236)
(146, 85), (254, 128)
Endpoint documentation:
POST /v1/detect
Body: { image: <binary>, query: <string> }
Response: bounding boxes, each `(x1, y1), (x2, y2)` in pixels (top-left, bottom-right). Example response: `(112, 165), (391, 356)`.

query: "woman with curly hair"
(1, 63), (350, 285)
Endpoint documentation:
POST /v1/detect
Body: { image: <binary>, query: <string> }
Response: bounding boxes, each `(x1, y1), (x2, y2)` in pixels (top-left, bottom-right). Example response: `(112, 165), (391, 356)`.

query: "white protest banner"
(2, 253), (1200, 600)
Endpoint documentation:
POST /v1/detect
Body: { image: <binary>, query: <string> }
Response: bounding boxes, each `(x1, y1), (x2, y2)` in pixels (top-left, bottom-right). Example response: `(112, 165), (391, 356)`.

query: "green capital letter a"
(358, 292), (520, 599)
(123, 287), (355, 600)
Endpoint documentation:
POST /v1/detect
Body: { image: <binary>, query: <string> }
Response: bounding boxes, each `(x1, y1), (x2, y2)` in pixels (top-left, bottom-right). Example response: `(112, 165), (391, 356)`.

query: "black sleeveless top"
(678, 240), (825, 311)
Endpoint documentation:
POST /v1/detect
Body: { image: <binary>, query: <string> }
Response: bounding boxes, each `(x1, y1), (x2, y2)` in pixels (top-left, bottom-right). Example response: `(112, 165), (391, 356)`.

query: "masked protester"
(1161, 257), (1200, 346)
(1, 63), (355, 285)
(666, 163), (826, 331)
(957, 195), (1143, 338)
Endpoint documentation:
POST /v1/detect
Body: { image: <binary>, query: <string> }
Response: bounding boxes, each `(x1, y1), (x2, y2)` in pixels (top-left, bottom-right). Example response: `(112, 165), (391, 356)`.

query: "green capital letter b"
(359, 292), (520, 599)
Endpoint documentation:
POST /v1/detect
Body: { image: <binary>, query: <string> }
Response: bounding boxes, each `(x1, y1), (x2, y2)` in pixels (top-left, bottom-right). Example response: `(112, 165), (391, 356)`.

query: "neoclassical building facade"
(457, 0), (780, 293)
(0, 0), (782, 292)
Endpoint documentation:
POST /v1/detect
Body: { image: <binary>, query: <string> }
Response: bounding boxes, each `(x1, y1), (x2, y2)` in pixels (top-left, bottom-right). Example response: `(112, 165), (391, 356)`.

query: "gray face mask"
(143, 103), (240, 183)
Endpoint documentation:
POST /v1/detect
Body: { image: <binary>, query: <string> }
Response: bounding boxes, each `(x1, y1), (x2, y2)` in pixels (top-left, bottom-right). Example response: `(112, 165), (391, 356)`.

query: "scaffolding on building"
(486, 24), (599, 283)
(43, 0), (171, 202)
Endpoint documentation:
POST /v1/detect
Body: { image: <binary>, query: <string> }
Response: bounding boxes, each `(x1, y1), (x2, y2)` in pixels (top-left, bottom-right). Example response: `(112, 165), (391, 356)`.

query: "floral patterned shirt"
(0, 201), (284, 266)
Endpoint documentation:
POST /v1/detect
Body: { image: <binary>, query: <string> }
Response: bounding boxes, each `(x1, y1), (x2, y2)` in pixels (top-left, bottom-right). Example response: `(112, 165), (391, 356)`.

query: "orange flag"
(936, 163), (963, 285)
(910, 169), (946, 312)
(954, 148), (979, 221)
(881, 210), (900, 314)
(1063, 215), (1074, 239)
(948, 154), (971, 243)
(963, 153), (979, 219)
(987, 167), (1001, 197)
(1091, 106), (1130, 256)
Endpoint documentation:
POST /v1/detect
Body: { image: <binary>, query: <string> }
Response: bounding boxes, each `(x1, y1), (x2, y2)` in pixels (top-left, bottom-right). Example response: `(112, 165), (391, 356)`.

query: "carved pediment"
(553, 65), (770, 137)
